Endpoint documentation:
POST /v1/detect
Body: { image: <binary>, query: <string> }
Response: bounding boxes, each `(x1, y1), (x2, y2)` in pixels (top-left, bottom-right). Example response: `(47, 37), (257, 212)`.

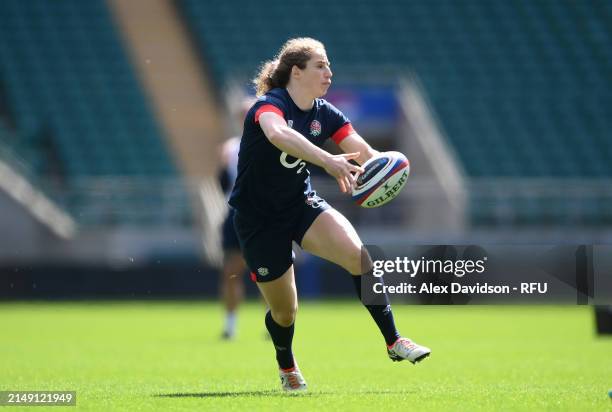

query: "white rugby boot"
(387, 337), (431, 364)
(279, 365), (308, 393)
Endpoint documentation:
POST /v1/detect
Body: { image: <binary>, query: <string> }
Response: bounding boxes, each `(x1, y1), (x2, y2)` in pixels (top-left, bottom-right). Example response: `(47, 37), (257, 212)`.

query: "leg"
(301, 209), (399, 344)
(220, 208), (247, 338)
(232, 210), (307, 390)
(257, 265), (298, 369)
(221, 250), (246, 313)
(301, 208), (367, 275)
(220, 250), (246, 338)
(256, 265), (298, 328)
(257, 266), (307, 391)
(301, 208), (430, 363)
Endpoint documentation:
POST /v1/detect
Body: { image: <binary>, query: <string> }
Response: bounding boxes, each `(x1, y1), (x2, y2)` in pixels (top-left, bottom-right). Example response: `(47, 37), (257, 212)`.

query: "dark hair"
(253, 37), (325, 96)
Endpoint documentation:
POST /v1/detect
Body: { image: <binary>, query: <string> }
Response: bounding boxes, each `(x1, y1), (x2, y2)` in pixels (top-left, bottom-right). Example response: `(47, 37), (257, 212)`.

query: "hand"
(323, 152), (365, 194)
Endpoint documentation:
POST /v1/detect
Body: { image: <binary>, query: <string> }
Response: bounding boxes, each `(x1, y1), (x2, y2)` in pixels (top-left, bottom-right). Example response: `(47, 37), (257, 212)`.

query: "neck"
(286, 84), (315, 111)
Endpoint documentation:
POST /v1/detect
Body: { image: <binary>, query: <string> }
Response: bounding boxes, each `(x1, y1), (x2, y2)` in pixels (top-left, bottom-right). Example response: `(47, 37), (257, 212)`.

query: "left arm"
(338, 133), (380, 165)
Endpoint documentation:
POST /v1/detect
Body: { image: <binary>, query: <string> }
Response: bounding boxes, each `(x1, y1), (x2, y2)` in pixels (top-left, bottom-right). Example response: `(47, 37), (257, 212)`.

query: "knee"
(345, 246), (371, 275)
(272, 305), (298, 327)
(223, 254), (245, 277)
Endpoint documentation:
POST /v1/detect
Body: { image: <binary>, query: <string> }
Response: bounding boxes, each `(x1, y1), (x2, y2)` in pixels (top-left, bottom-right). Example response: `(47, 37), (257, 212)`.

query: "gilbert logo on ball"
(352, 151), (410, 208)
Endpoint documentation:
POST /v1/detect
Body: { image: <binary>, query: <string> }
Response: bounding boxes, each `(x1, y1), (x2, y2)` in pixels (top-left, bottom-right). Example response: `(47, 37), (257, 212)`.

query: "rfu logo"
(280, 152), (306, 174)
(257, 267), (269, 276)
(310, 120), (322, 136)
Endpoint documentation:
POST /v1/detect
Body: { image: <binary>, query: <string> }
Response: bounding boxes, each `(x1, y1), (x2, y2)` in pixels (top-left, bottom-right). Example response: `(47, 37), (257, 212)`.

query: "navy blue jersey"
(229, 88), (354, 220)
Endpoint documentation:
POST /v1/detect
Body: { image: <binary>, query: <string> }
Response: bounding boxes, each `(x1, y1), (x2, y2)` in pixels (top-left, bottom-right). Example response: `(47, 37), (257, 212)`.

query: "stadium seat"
(178, 0), (612, 226)
(0, 0), (185, 225)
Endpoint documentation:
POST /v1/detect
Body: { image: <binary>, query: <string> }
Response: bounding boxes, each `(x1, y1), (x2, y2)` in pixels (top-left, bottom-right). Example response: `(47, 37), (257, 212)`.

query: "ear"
(291, 65), (302, 79)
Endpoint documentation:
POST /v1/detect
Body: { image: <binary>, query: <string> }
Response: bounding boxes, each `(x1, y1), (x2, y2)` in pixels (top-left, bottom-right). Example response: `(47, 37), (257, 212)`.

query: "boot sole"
(388, 351), (431, 364)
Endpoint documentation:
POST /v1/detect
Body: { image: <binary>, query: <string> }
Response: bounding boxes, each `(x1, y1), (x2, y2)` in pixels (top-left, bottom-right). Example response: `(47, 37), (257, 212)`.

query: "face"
(293, 49), (333, 98)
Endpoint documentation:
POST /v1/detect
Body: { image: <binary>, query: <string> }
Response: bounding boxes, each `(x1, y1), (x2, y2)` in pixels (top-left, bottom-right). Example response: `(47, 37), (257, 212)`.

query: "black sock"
(352, 274), (400, 346)
(265, 310), (295, 370)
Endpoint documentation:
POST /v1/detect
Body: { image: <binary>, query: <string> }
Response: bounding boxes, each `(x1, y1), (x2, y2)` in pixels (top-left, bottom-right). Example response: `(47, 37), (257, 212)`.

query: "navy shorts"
(233, 191), (331, 282)
(222, 207), (241, 252)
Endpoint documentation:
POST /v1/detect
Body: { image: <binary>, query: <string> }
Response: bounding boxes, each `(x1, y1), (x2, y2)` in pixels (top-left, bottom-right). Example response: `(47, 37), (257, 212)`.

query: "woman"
(217, 98), (254, 340)
(218, 135), (246, 340)
(229, 38), (430, 392)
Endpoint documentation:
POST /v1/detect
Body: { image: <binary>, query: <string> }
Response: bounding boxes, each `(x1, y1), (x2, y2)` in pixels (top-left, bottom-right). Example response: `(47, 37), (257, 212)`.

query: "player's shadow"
(157, 389), (410, 398)
(156, 391), (318, 398)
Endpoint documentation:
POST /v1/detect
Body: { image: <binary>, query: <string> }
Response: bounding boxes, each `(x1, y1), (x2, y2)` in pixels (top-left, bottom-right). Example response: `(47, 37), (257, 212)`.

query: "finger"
(337, 177), (347, 193)
(344, 176), (353, 193)
(349, 168), (364, 182)
(350, 164), (365, 175)
(348, 171), (357, 188)
(341, 152), (360, 160)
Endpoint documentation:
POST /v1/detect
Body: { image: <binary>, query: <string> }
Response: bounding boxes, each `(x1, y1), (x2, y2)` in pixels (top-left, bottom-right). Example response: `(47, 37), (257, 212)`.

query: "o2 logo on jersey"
(310, 120), (322, 136)
(280, 152), (306, 174)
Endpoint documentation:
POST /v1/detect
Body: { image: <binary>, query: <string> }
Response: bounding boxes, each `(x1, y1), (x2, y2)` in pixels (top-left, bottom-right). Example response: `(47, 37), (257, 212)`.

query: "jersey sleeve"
(324, 101), (355, 144)
(253, 94), (287, 123)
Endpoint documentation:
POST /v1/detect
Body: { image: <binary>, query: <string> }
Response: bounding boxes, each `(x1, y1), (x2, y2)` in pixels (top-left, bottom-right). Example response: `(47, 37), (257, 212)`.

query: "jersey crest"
(310, 120), (322, 136)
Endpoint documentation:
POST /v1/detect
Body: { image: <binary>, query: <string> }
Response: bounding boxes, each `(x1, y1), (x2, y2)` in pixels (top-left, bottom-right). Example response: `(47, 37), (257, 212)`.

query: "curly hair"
(253, 38), (326, 96)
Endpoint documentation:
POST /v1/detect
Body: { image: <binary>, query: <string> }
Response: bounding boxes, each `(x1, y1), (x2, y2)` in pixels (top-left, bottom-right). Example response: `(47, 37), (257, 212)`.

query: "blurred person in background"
(218, 99), (253, 340)
(229, 38), (430, 392)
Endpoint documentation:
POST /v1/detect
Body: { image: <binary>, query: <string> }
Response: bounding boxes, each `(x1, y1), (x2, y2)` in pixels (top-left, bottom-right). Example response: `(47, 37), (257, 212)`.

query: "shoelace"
(284, 372), (303, 388)
(396, 338), (418, 352)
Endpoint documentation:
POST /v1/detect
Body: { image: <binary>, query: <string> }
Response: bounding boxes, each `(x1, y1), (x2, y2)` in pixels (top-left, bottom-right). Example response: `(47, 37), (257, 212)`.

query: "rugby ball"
(352, 151), (410, 208)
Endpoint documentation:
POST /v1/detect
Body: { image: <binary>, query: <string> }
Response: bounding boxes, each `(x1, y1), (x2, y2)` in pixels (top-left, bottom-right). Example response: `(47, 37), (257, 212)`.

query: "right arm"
(259, 112), (364, 193)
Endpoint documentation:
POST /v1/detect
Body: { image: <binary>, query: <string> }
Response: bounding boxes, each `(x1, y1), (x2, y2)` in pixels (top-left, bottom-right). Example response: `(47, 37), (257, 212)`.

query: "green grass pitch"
(1, 301), (610, 411)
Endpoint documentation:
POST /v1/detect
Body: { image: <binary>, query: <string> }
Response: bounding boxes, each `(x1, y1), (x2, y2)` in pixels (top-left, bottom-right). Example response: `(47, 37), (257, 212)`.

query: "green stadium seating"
(0, 0), (176, 178)
(0, 0), (188, 225)
(179, 0), (612, 226)
(180, 0), (612, 178)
